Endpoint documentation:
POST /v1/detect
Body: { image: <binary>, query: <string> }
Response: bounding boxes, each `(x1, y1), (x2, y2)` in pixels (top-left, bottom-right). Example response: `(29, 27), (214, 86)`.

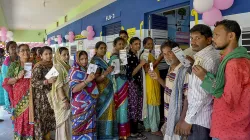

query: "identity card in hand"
(111, 59), (120, 75)
(172, 47), (191, 67)
(45, 67), (59, 80)
(24, 63), (32, 78)
(142, 49), (150, 62)
(150, 62), (153, 71)
(87, 64), (98, 74)
(119, 49), (128, 65)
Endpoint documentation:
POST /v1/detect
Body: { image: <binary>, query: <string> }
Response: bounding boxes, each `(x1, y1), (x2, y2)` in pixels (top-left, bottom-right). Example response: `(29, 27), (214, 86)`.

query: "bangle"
(43, 80), (48, 85)
(83, 80), (88, 85)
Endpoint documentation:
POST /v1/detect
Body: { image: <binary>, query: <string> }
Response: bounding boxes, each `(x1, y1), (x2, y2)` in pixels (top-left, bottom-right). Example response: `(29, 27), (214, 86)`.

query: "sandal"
(151, 131), (163, 136)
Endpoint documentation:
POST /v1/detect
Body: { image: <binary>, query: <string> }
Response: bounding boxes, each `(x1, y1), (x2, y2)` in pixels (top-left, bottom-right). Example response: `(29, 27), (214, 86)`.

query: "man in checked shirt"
(179, 24), (221, 140)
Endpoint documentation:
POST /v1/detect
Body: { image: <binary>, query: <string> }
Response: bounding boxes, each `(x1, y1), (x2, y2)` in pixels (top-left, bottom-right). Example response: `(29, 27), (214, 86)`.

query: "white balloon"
(193, 0), (213, 13)
(45, 41), (48, 44)
(7, 31), (13, 38)
(81, 30), (88, 37)
(9, 37), (14, 41)
(65, 35), (69, 40)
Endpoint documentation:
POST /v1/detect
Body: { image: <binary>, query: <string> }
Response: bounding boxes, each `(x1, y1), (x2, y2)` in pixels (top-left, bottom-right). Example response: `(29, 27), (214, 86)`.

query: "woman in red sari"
(3, 44), (34, 139)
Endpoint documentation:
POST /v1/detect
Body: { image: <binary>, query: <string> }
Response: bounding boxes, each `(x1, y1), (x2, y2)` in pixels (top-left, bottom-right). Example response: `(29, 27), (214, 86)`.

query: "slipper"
(137, 133), (147, 140)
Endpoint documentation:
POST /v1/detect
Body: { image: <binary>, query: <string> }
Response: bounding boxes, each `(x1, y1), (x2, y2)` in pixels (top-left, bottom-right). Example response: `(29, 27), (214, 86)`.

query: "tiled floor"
(0, 107), (163, 140)
(0, 107), (13, 140)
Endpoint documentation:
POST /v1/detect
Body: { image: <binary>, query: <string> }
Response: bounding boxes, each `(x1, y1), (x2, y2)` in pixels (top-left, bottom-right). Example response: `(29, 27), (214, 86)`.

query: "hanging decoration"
(68, 31), (75, 43)
(193, 0), (234, 26)
(214, 0), (234, 10)
(57, 35), (62, 44)
(86, 26), (95, 40)
(193, 0), (213, 13)
(80, 26), (95, 40)
(191, 9), (199, 25)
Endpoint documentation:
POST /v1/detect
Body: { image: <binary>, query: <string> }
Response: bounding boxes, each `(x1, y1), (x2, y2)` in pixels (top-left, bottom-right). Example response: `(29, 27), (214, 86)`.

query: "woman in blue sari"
(1, 41), (18, 113)
(69, 50), (99, 140)
(90, 41), (118, 139)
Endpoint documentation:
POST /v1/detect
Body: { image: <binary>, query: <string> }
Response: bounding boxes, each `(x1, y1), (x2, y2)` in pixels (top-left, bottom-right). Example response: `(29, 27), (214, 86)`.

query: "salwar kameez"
(140, 53), (161, 132)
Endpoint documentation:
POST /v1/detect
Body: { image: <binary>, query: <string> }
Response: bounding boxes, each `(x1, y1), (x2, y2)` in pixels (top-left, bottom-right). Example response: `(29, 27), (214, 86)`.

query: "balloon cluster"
(0, 27), (14, 42)
(68, 31), (75, 43)
(57, 35), (62, 44)
(193, 0), (234, 26)
(81, 26), (95, 40)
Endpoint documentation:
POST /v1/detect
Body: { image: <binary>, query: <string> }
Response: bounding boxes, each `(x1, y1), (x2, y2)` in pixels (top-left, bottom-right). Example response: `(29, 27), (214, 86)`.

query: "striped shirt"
(164, 63), (189, 121)
(185, 45), (220, 129)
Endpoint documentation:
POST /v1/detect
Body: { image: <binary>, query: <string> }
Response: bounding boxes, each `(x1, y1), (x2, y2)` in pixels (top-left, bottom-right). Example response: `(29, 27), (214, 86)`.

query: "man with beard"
(193, 20), (250, 140)
(179, 24), (221, 140)
(149, 40), (189, 140)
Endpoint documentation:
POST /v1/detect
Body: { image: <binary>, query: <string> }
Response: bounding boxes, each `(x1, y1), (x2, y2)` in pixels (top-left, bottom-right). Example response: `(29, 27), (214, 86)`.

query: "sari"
(3, 61), (34, 139)
(31, 60), (56, 140)
(0, 56), (5, 106)
(69, 51), (99, 140)
(109, 54), (130, 139)
(47, 49), (72, 140)
(90, 55), (118, 139)
(1, 56), (17, 112)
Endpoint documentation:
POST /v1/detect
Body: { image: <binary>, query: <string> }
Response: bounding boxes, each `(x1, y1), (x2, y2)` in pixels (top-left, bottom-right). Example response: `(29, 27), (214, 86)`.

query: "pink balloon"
(87, 26), (93, 32)
(87, 30), (95, 40)
(69, 32), (75, 43)
(1, 27), (7, 32)
(57, 35), (62, 44)
(69, 31), (74, 35)
(47, 39), (51, 45)
(214, 0), (234, 10)
(1, 36), (7, 42)
(202, 7), (223, 26)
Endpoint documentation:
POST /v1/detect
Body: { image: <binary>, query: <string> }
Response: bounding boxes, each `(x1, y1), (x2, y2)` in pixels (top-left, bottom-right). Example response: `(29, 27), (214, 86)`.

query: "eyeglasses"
(19, 49), (30, 53)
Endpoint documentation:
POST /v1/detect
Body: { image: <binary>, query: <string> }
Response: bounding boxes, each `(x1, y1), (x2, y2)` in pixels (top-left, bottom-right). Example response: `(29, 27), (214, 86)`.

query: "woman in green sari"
(109, 37), (130, 139)
(90, 41), (118, 139)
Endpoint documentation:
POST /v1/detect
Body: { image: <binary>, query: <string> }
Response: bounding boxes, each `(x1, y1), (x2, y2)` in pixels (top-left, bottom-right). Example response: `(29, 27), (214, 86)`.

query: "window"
(241, 27), (250, 52)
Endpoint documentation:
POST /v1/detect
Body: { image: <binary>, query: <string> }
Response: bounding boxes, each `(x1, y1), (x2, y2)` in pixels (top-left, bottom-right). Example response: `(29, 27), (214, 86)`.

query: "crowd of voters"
(0, 19), (249, 140)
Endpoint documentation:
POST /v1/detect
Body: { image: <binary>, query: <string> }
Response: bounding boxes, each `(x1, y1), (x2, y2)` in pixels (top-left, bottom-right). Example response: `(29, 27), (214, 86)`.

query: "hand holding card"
(150, 62), (153, 71)
(24, 63), (32, 78)
(87, 64), (98, 74)
(45, 67), (59, 80)
(172, 47), (191, 67)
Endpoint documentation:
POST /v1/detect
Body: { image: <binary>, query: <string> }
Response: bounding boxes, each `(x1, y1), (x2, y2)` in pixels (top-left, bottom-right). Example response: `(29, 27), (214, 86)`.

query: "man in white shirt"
(179, 24), (220, 140)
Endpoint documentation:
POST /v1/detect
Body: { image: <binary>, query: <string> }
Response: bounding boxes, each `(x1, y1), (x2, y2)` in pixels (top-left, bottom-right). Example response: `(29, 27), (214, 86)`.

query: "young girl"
(31, 46), (56, 140)
(90, 41), (118, 139)
(126, 37), (146, 139)
(109, 37), (130, 139)
(48, 47), (71, 140)
(69, 51), (99, 140)
(140, 37), (163, 136)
